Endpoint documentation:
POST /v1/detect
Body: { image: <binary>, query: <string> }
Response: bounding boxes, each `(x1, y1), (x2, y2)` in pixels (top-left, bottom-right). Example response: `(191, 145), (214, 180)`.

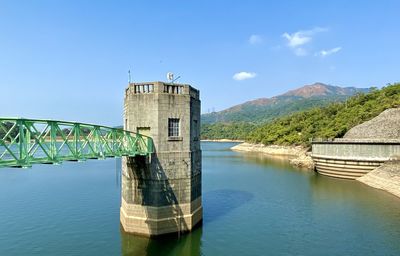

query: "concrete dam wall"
(311, 108), (400, 180)
(312, 140), (400, 179)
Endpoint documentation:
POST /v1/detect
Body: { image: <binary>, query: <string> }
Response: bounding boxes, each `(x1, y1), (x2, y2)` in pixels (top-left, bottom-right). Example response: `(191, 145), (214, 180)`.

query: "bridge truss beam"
(0, 118), (153, 168)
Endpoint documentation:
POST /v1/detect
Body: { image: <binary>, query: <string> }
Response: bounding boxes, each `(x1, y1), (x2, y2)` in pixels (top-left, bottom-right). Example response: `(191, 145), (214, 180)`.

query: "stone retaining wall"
(357, 161), (400, 198)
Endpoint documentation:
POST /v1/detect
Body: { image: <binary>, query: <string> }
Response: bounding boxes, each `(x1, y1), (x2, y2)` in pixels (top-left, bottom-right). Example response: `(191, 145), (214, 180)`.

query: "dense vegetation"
(202, 83), (368, 125)
(202, 95), (362, 125)
(247, 83), (400, 146)
(201, 122), (256, 140)
(201, 83), (400, 146)
(201, 84), (370, 139)
(200, 96), (355, 140)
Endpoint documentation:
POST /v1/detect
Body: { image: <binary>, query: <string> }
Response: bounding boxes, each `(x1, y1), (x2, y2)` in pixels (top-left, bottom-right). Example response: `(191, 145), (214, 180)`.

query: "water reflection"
(237, 152), (295, 169)
(120, 226), (202, 256)
(119, 189), (253, 256)
(3, 142), (400, 255)
(309, 173), (400, 203)
(203, 189), (253, 224)
(309, 173), (400, 222)
(308, 173), (400, 253)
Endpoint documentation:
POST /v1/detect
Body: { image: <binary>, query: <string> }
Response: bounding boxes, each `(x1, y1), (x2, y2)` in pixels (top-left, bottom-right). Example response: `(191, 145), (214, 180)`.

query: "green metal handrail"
(0, 118), (154, 168)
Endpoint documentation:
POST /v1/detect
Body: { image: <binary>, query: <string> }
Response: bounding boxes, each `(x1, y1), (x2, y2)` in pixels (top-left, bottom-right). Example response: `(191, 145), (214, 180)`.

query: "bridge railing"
(0, 118), (154, 168)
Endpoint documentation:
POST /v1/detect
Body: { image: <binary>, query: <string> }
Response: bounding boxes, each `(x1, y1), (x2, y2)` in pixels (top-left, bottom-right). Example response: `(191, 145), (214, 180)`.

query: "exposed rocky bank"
(231, 143), (314, 170)
(358, 160), (400, 198)
(231, 108), (400, 198)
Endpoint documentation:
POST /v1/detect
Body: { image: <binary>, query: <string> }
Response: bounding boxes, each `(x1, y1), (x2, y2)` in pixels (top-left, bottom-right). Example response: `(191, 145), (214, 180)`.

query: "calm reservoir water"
(1, 142), (400, 255)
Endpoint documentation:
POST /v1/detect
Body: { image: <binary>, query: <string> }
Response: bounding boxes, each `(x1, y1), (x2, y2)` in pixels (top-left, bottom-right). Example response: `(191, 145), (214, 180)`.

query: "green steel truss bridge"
(0, 118), (154, 168)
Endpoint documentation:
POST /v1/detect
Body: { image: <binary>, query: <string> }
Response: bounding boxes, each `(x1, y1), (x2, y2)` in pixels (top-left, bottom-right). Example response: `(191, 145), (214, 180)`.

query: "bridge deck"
(0, 118), (153, 168)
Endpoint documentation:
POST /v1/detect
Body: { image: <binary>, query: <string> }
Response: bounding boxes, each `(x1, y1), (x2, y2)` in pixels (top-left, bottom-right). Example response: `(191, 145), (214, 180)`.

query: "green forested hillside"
(202, 83), (369, 125)
(201, 122), (256, 140)
(202, 95), (352, 124)
(247, 83), (400, 146)
(200, 83), (369, 140)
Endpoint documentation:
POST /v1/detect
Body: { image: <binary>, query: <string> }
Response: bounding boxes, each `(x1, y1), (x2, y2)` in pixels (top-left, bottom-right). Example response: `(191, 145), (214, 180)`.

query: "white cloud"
(282, 32), (311, 48)
(282, 27), (326, 47)
(233, 72), (257, 81)
(282, 27), (327, 56)
(249, 34), (263, 45)
(317, 47), (342, 57)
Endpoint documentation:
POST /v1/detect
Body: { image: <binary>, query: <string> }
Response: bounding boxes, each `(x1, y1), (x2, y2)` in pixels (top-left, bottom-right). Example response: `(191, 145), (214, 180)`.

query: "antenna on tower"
(166, 72), (181, 84)
(167, 72), (174, 82)
(128, 70), (132, 83)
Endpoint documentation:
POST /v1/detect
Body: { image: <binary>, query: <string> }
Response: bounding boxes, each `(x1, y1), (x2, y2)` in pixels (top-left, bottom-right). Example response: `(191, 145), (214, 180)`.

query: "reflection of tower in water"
(120, 220), (203, 256)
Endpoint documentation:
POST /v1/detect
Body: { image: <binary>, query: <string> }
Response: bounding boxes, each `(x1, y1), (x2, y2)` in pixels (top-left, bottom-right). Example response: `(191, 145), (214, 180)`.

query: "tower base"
(120, 197), (202, 236)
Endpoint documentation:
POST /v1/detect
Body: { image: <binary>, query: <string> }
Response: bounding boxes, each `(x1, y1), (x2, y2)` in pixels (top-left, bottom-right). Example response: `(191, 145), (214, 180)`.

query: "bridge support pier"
(120, 82), (202, 236)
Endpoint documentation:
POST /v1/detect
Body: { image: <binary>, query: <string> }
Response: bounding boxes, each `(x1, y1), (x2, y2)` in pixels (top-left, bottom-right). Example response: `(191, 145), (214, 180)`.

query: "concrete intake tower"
(120, 81), (202, 236)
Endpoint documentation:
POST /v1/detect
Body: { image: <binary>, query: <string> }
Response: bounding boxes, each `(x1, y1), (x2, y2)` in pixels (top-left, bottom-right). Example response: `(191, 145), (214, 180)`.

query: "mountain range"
(202, 82), (369, 125)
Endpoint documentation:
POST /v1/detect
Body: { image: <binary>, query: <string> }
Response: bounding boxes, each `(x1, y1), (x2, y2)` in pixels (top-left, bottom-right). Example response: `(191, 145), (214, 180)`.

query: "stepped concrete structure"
(311, 108), (400, 179)
(120, 81), (202, 236)
(311, 140), (400, 179)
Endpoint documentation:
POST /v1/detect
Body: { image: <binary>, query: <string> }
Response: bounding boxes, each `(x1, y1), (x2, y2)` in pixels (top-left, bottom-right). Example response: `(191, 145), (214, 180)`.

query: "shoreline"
(201, 139), (244, 143)
(231, 142), (315, 170)
(230, 143), (400, 199)
(357, 160), (400, 198)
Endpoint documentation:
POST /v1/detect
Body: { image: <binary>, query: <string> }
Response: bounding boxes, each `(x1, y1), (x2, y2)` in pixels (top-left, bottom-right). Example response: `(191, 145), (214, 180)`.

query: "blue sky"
(0, 1), (399, 126)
